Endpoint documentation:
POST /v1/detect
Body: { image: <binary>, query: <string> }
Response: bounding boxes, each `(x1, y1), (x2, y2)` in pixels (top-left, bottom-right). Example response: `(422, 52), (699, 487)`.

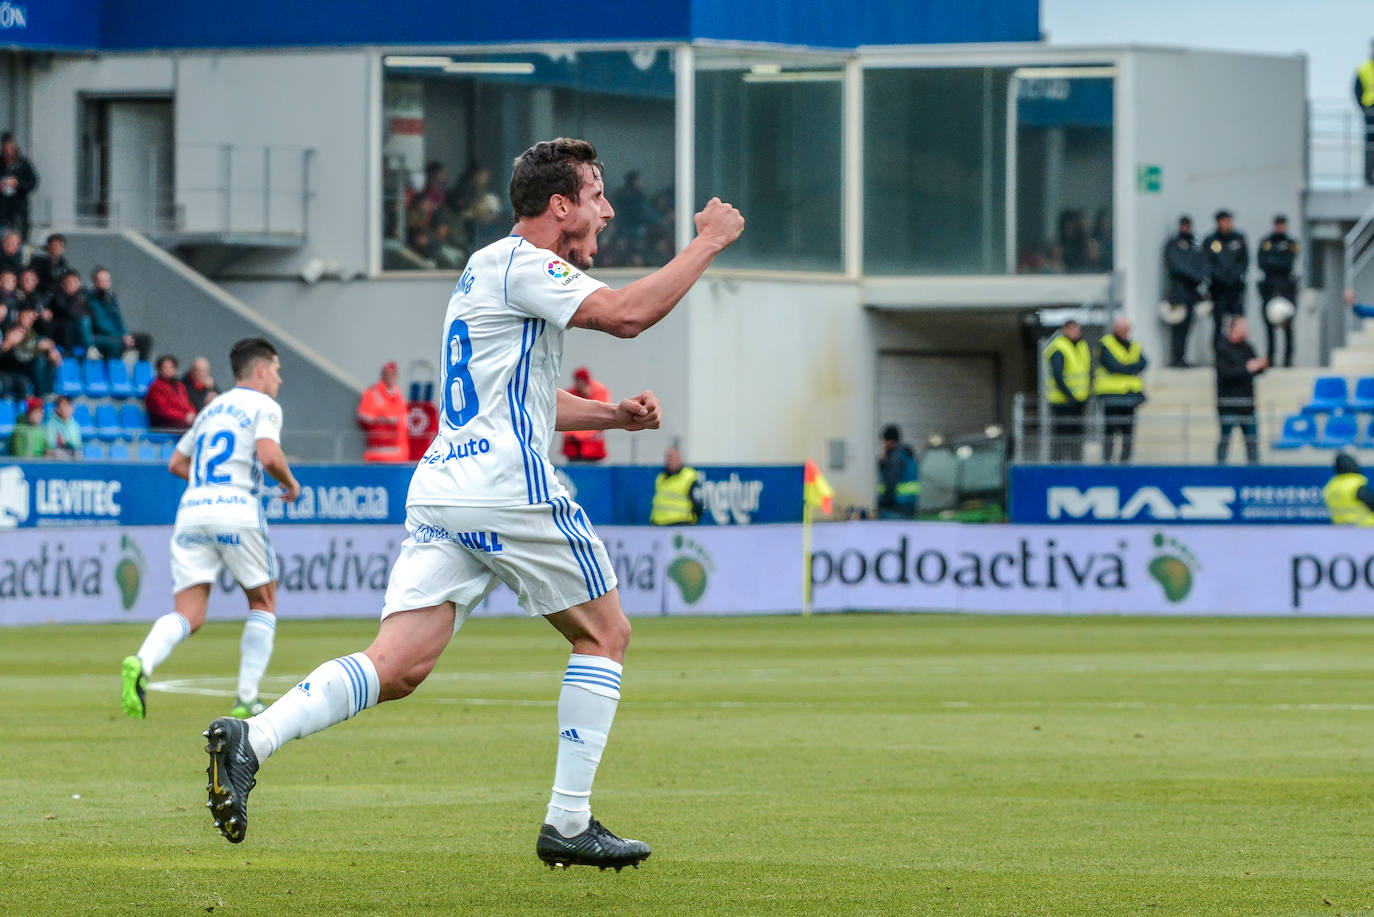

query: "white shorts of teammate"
(382, 497), (618, 625)
(171, 524), (279, 594)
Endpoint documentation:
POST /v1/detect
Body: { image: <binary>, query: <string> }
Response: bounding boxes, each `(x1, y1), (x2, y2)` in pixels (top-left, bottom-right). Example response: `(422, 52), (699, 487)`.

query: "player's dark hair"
(509, 138), (603, 219)
(230, 337), (277, 380)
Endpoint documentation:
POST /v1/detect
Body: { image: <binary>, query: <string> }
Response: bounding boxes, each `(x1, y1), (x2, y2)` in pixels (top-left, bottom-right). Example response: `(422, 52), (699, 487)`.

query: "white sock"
(236, 610), (276, 704)
(246, 652), (379, 763)
(546, 654), (622, 837)
(136, 613), (191, 675)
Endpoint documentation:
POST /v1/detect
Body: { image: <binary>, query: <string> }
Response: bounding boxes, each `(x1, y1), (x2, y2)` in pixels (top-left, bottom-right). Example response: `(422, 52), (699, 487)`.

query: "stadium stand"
(1301, 376), (1350, 414)
(1271, 413), (1318, 449)
(1313, 412), (1359, 448)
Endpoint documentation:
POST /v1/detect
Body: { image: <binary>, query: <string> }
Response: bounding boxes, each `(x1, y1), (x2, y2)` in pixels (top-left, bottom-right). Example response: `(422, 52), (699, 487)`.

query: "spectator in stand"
(1042, 319), (1091, 462)
(1059, 209), (1091, 272)
(357, 360), (408, 463)
(1215, 316), (1267, 465)
(0, 304), (61, 396)
(1163, 215), (1209, 367)
(15, 266), (44, 313)
(183, 356), (218, 412)
(560, 366), (610, 462)
(0, 269), (16, 326)
(1257, 215), (1298, 368)
(8, 395), (46, 457)
(87, 266), (153, 361)
(0, 133), (39, 242)
(145, 354), (197, 432)
(45, 394), (82, 458)
(1203, 210), (1249, 347)
(49, 270), (95, 356)
(0, 230), (25, 275)
(453, 164), (504, 251)
(1356, 39), (1374, 186)
(29, 233), (71, 294)
(613, 170), (657, 254)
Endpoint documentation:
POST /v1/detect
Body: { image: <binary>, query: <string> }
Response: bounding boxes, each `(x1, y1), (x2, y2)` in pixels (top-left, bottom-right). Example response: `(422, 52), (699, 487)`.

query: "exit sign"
(1137, 164), (1162, 193)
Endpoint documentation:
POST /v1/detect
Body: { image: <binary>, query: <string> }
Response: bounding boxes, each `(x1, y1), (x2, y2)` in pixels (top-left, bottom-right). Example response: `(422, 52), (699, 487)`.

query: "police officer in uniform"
(876, 424), (920, 519)
(1323, 452), (1374, 525)
(1042, 319), (1091, 462)
(650, 445), (703, 525)
(1093, 315), (1146, 463)
(1257, 214), (1299, 368)
(1203, 210), (1248, 348)
(1163, 215), (1209, 367)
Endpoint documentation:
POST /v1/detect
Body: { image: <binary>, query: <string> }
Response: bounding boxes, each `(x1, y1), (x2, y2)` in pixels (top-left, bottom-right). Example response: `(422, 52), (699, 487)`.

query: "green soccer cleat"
(121, 655), (147, 719)
(229, 699), (266, 719)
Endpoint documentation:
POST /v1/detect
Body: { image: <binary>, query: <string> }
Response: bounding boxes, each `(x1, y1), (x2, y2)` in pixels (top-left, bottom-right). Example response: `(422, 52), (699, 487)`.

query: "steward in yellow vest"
(651, 446), (702, 525)
(1093, 317), (1147, 463)
(1043, 320), (1091, 462)
(1357, 46), (1374, 184)
(1324, 453), (1374, 526)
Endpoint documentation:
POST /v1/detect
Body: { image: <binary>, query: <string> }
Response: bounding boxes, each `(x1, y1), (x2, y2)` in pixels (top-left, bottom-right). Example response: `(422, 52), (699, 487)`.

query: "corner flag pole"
(801, 498), (814, 617)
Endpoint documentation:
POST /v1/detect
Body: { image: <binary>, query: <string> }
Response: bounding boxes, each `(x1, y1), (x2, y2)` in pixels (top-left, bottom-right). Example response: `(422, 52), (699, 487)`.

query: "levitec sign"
(1011, 465), (1331, 524)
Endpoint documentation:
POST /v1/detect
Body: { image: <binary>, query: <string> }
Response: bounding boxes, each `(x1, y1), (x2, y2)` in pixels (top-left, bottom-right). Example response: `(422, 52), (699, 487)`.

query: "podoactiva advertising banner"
(808, 522), (1374, 615)
(0, 524), (801, 626)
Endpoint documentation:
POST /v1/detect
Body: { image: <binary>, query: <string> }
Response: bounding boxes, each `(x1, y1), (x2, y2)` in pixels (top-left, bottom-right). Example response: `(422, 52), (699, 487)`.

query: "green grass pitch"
(2, 613), (1372, 916)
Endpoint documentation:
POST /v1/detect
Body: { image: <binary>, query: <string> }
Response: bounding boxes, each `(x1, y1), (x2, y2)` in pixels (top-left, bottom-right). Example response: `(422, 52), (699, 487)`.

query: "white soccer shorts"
(170, 524), (278, 593)
(382, 497), (618, 625)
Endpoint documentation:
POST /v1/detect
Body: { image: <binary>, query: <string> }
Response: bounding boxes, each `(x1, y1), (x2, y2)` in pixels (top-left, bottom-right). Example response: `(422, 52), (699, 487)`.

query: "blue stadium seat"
(83, 359), (110, 398)
(106, 360), (135, 398)
(136, 440), (160, 462)
(1302, 376), (1350, 415)
(82, 441), (107, 460)
(94, 404), (122, 442)
(1272, 413), (1317, 449)
(118, 404), (149, 438)
(73, 403), (95, 440)
(0, 400), (15, 439)
(1351, 377), (1374, 413)
(1359, 418), (1374, 450)
(1315, 413), (1359, 448)
(55, 360), (83, 398)
(131, 360), (154, 396)
(107, 440), (131, 461)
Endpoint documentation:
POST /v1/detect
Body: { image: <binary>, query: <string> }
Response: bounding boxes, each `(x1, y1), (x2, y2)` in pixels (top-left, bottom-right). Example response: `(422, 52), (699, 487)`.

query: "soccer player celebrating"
(122, 338), (301, 720)
(202, 139), (743, 870)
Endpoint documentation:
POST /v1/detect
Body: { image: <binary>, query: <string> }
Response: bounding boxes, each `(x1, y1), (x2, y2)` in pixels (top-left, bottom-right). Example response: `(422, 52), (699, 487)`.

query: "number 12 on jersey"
(444, 316), (480, 429)
(193, 430), (235, 486)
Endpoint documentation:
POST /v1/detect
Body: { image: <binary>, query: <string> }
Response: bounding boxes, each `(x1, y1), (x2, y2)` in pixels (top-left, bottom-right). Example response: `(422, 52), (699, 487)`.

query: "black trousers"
(1168, 295), (1197, 366)
(1217, 408), (1259, 465)
(1366, 111), (1374, 185)
(1049, 402), (1085, 462)
(1259, 278), (1296, 367)
(1102, 403), (1137, 463)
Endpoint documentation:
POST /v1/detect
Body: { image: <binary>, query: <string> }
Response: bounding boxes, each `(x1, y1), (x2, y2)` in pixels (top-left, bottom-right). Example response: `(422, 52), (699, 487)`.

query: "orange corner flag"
(803, 460), (834, 516)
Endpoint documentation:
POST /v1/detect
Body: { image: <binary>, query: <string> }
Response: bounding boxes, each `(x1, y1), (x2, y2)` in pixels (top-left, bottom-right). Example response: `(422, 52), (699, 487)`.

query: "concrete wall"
(62, 230), (365, 461)
(1121, 47), (1307, 364)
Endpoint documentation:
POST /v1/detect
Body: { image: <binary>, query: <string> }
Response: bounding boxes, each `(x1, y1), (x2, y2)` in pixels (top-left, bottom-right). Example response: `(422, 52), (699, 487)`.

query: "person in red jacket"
(560, 366), (610, 462)
(145, 354), (197, 432)
(357, 361), (408, 463)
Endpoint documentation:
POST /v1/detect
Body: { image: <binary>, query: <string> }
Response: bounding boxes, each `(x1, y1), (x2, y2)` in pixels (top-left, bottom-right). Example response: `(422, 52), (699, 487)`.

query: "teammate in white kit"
(201, 139), (743, 867)
(122, 338), (302, 720)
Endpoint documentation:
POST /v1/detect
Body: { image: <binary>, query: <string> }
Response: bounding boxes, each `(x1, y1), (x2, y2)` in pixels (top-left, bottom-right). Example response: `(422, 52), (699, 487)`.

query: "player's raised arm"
(256, 438), (301, 503)
(555, 388), (661, 431)
(568, 197), (744, 339)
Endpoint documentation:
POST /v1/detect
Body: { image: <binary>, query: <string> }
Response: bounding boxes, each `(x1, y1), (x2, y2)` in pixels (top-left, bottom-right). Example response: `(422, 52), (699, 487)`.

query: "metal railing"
(1011, 392), (1348, 466)
(36, 142), (316, 239)
(1310, 97), (1371, 191)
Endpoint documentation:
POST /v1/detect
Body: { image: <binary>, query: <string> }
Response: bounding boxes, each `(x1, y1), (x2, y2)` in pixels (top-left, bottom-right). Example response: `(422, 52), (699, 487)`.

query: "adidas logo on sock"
(560, 727), (584, 744)
(297, 681), (311, 696)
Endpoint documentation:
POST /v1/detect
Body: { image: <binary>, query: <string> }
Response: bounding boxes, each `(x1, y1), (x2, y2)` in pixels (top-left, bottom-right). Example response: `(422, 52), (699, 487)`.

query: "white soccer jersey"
(173, 386), (283, 529)
(407, 235), (607, 507)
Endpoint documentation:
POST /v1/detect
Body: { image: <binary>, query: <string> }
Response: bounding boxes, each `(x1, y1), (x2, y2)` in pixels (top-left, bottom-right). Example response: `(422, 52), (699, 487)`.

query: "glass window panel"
(695, 66), (843, 272)
(381, 50), (676, 273)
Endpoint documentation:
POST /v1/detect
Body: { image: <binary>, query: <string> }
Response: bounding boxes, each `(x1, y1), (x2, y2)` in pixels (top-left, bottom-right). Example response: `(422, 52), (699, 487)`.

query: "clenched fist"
(694, 197), (744, 252)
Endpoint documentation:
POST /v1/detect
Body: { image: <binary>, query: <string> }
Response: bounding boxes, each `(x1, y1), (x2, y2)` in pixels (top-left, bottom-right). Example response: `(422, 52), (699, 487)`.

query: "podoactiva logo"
(667, 534), (713, 604)
(115, 534), (146, 611)
(1146, 532), (1199, 603)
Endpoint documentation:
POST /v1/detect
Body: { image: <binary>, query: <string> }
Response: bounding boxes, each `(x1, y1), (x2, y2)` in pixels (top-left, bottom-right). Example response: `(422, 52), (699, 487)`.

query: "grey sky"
(1042, 0), (1371, 108)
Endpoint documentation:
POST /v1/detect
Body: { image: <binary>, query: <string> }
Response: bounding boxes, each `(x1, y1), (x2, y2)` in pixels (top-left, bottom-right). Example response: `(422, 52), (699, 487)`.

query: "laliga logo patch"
(546, 258), (578, 286)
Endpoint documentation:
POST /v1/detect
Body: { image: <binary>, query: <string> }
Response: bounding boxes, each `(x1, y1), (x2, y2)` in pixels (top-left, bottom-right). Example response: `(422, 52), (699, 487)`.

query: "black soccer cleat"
(536, 818), (651, 872)
(203, 716), (259, 844)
